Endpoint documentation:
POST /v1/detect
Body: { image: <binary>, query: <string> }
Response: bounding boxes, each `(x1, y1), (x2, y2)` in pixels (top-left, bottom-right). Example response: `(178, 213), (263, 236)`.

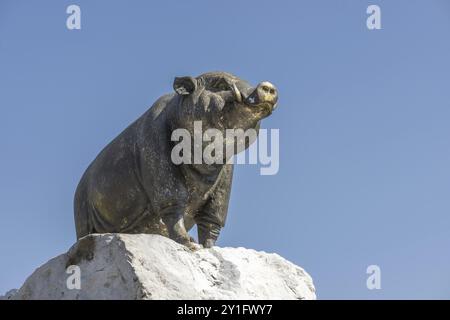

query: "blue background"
(1, 0), (449, 299)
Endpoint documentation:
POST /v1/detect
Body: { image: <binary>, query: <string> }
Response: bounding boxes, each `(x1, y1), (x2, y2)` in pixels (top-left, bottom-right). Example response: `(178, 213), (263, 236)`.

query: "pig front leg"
(196, 165), (233, 248)
(197, 220), (221, 248)
(160, 206), (201, 250)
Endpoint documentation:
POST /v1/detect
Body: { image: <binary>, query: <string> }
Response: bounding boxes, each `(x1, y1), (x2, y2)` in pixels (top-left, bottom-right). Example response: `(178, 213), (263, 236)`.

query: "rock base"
(6, 234), (316, 300)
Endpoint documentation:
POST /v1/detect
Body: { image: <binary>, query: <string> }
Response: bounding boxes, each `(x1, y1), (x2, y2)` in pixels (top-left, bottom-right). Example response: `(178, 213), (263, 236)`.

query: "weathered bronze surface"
(74, 72), (278, 249)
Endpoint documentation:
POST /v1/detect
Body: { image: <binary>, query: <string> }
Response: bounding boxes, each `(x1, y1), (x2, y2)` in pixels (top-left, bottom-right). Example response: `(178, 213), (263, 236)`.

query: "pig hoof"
(203, 239), (216, 248)
(186, 241), (202, 251)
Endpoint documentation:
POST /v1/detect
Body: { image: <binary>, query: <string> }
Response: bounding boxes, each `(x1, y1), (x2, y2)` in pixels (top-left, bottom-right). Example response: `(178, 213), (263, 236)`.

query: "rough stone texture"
(7, 234), (315, 300)
(0, 289), (18, 300)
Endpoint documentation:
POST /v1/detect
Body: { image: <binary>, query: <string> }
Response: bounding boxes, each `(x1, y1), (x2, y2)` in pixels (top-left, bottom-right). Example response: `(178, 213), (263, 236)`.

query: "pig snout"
(244, 82), (278, 110)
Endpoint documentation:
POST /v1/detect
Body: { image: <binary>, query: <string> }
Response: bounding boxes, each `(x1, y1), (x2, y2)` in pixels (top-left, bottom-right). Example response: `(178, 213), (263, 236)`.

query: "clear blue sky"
(1, 0), (449, 299)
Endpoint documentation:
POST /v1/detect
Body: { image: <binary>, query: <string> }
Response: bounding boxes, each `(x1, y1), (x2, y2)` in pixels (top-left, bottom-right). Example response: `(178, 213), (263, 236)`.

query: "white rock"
(10, 234), (316, 300)
(0, 289), (18, 300)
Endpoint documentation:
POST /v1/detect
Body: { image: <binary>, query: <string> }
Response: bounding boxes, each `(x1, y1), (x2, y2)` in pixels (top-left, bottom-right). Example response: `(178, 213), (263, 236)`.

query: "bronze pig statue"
(74, 72), (278, 249)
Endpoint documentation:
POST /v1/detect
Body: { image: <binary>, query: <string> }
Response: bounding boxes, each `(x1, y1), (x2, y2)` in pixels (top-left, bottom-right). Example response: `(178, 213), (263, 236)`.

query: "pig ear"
(173, 76), (197, 95)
